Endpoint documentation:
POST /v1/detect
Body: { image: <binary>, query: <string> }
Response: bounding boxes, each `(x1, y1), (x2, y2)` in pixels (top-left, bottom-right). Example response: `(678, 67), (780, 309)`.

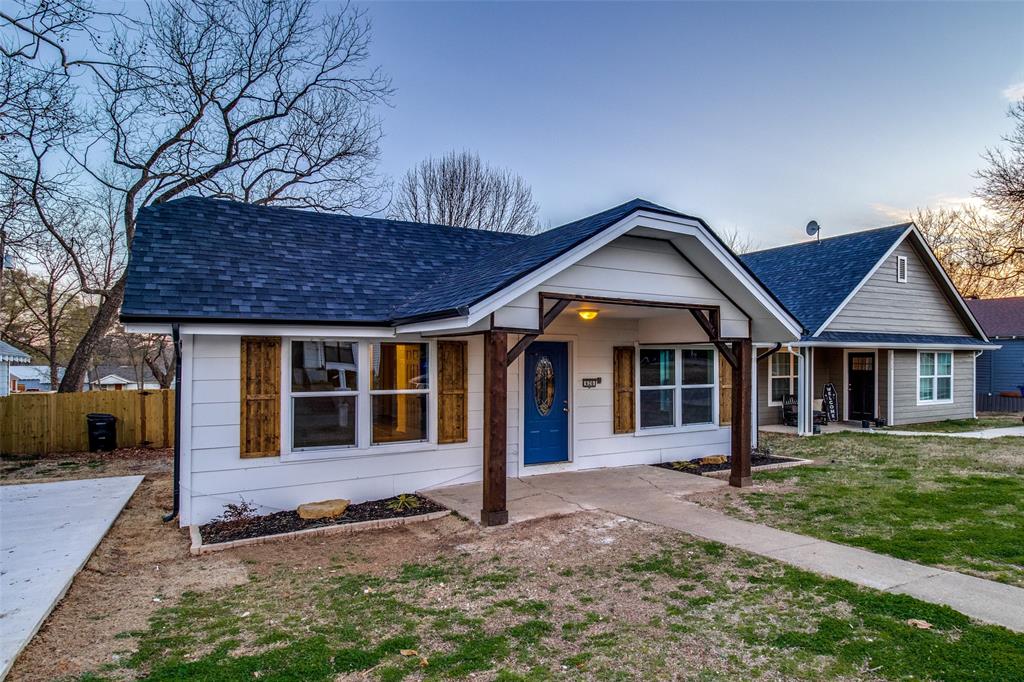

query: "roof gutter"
(790, 341), (1000, 351)
(757, 342), (783, 361)
(162, 323), (182, 524)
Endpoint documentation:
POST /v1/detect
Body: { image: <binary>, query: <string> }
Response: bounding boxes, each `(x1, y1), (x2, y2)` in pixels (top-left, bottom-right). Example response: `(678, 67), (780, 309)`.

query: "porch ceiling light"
(577, 309), (599, 321)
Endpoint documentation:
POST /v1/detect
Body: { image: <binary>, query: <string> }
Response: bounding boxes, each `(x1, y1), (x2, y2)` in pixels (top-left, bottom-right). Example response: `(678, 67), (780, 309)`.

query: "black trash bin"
(86, 413), (117, 452)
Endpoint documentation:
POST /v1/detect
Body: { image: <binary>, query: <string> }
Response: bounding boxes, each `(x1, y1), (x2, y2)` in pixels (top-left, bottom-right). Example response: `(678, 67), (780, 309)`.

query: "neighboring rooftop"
(0, 341), (31, 364)
(740, 224), (912, 334)
(966, 296), (1024, 337)
(121, 197), (720, 325)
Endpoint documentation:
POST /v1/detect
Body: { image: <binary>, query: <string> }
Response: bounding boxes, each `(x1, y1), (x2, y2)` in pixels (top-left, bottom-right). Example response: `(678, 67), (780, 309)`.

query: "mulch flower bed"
(199, 494), (447, 545)
(654, 453), (796, 476)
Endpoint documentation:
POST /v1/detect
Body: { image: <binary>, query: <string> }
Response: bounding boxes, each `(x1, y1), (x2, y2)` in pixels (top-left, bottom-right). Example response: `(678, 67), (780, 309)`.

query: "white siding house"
(123, 198), (800, 526)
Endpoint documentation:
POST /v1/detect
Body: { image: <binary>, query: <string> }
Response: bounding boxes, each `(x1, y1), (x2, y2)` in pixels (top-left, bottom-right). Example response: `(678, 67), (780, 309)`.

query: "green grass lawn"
(715, 432), (1024, 587)
(884, 415), (1022, 433)
(75, 514), (1024, 682)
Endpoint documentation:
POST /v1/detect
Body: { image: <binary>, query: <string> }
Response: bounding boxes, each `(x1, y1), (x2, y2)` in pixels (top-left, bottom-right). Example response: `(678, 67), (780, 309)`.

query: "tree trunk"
(49, 339), (59, 389)
(59, 275), (126, 392)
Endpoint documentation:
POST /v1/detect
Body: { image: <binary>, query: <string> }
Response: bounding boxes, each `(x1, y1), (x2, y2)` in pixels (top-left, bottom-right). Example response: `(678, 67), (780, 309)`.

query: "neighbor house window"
(918, 351), (952, 403)
(638, 347), (715, 429)
(769, 352), (798, 406)
(370, 342), (429, 444)
(291, 340), (358, 449)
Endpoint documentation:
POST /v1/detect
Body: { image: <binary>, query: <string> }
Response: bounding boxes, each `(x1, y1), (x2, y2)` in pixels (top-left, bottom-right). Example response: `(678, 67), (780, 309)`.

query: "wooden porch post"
(729, 339), (753, 488)
(482, 330), (509, 526)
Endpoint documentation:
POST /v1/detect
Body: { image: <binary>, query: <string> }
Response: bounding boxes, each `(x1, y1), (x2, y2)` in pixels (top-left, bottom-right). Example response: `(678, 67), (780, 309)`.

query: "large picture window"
(290, 340), (358, 449)
(769, 352), (798, 406)
(370, 342), (429, 444)
(918, 351), (952, 403)
(638, 347), (716, 429)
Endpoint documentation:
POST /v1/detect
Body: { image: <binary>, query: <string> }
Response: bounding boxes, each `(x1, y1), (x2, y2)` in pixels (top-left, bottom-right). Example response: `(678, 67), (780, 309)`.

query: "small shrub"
(212, 498), (260, 530)
(387, 494), (421, 513)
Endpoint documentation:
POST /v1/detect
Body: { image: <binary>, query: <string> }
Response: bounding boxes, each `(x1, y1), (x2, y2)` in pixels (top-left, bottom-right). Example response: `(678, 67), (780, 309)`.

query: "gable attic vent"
(896, 255), (908, 283)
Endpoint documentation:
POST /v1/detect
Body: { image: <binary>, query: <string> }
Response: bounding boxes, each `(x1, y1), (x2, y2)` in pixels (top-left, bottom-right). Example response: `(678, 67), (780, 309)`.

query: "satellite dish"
(806, 220), (821, 238)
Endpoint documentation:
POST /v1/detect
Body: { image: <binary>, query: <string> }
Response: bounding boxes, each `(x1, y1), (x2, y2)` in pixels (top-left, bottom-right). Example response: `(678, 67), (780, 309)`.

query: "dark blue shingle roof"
(813, 331), (992, 347)
(122, 197), (695, 324)
(740, 224), (911, 334)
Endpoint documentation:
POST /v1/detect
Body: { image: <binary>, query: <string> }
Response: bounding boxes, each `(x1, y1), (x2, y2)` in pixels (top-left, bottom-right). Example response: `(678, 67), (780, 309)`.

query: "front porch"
(476, 291), (757, 527)
(758, 345), (891, 435)
(425, 464), (726, 525)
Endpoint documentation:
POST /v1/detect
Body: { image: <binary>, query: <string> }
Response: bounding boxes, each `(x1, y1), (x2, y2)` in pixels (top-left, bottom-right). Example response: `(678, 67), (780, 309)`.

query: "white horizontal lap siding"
(493, 236), (747, 332)
(826, 241), (972, 336)
(186, 334), (488, 525)
(890, 350), (974, 425)
(521, 313), (730, 475)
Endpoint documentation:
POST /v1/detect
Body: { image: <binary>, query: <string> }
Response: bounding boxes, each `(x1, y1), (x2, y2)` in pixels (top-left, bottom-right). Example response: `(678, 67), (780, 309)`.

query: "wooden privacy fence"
(0, 389), (174, 455)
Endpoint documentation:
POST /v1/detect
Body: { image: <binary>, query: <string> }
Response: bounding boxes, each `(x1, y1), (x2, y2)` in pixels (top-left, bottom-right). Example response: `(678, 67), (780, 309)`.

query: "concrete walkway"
(425, 466), (1024, 632)
(877, 425), (1024, 439)
(760, 422), (1024, 439)
(1, 476), (144, 679)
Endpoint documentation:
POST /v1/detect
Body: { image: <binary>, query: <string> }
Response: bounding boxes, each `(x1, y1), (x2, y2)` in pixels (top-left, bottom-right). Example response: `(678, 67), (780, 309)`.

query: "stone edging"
(702, 457), (814, 480)
(189, 510), (451, 556)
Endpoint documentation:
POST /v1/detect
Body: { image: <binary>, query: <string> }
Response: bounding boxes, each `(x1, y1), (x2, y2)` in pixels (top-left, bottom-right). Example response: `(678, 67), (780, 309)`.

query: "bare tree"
(977, 99), (1024, 228)
(114, 327), (175, 389)
(908, 99), (1024, 298)
(2, 0), (391, 391)
(718, 225), (761, 255)
(391, 150), (539, 233)
(914, 205), (1023, 298)
(5, 237), (90, 386)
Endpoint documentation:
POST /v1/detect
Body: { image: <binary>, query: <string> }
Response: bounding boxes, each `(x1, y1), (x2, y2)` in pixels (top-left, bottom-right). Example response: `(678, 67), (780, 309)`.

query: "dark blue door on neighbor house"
(524, 341), (569, 465)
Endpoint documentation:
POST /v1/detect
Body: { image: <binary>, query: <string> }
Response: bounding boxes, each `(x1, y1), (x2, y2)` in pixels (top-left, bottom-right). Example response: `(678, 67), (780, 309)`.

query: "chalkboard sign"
(823, 383), (839, 422)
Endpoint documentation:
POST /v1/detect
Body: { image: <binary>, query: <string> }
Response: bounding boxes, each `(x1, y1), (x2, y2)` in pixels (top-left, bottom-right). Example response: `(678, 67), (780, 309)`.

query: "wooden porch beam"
(506, 333), (537, 364)
(714, 341), (738, 369)
(507, 298), (572, 364)
(729, 339), (753, 488)
(481, 330), (509, 526)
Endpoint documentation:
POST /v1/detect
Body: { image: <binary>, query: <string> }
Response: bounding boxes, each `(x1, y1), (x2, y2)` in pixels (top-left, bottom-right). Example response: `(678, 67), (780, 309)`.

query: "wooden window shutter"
(240, 336), (281, 458)
(719, 352), (733, 425)
(437, 340), (468, 444)
(613, 346), (635, 434)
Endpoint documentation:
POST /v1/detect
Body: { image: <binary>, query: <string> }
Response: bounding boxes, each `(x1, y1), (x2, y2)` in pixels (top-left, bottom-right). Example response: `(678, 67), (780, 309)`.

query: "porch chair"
(781, 395), (828, 427)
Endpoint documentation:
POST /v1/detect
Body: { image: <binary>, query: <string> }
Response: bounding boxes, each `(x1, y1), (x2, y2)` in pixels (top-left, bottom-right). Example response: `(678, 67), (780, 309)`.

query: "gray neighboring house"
(0, 341), (31, 397)
(741, 224), (996, 432)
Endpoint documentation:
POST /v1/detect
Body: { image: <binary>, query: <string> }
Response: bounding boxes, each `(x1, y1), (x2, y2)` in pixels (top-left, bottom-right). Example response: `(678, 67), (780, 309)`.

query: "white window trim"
(896, 255), (908, 283)
(768, 351), (799, 407)
(280, 337), (438, 462)
(635, 345), (718, 434)
(916, 350), (954, 405)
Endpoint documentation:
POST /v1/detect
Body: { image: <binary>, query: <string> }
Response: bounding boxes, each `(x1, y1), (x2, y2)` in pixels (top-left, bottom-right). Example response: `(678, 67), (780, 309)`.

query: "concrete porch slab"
(1, 476), (144, 679)
(422, 465), (726, 525)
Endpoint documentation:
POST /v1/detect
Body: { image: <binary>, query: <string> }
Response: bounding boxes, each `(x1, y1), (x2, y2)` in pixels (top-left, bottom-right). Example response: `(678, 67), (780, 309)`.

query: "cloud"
(870, 195), (989, 222)
(1003, 81), (1024, 101)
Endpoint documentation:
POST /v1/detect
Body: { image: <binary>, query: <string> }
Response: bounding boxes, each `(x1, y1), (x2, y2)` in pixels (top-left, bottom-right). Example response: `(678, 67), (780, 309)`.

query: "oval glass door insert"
(534, 356), (555, 416)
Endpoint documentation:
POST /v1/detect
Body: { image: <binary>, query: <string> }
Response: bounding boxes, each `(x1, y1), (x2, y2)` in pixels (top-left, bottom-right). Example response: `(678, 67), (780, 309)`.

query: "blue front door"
(524, 341), (569, 465)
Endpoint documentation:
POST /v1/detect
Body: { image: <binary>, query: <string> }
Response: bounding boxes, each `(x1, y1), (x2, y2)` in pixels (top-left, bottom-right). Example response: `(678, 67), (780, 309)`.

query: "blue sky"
(355, 1), (1024, 247)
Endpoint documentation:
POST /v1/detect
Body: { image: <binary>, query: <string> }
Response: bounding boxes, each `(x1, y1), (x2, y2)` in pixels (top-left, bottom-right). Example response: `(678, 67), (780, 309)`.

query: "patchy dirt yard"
(0, 447), (172, 483)
(4, 449), (1024, 681)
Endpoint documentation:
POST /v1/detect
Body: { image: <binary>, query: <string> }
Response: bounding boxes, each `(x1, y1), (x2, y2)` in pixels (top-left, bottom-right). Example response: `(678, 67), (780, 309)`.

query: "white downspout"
(973, 350), (983, 419)
(887, 349), (895, 426)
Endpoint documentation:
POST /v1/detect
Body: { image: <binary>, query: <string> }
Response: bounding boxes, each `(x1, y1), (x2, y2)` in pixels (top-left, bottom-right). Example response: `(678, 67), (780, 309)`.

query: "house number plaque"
(581, 377), (602, 388)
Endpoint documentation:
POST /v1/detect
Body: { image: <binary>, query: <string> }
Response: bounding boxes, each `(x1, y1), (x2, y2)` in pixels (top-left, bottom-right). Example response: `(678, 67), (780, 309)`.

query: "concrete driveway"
(1, 476), (143, 679)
